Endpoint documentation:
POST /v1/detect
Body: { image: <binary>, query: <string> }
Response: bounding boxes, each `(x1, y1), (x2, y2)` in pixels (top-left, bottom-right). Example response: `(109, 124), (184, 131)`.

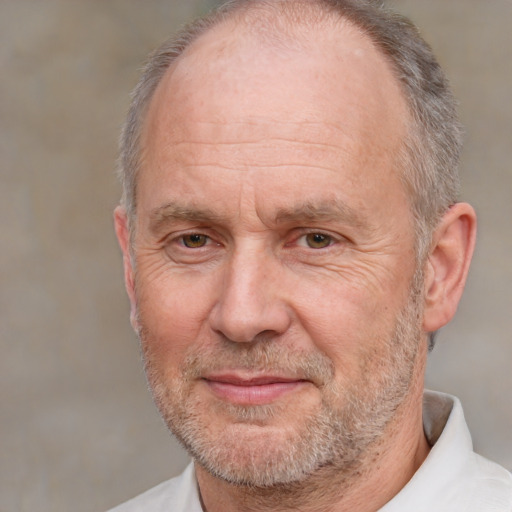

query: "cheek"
(135, 269), (218, 364)
(291, 275), (405, 378)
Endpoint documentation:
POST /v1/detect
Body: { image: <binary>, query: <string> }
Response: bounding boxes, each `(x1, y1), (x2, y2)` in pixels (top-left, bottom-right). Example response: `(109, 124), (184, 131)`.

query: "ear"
(114, 206), (139, 331)
(422, 202), (477, 332)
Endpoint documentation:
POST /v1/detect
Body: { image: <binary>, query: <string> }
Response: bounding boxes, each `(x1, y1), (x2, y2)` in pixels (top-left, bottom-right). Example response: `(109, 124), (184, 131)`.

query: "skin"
(115, 14), (476, 512)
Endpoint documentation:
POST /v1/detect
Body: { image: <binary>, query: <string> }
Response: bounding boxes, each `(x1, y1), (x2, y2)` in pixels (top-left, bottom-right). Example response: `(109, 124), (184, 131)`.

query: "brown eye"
(305, 233), (332, 249)
(182, 234), (208, 248)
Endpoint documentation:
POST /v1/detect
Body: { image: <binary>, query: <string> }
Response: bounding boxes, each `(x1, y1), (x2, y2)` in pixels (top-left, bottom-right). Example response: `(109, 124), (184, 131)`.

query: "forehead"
(138, 14), (410, 221)
(149, 13), (407, 125)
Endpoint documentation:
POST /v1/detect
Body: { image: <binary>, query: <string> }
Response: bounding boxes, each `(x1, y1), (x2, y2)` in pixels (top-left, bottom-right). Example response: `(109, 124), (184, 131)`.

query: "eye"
(181, 234), (209, 248)
(302, 233), (333, 249)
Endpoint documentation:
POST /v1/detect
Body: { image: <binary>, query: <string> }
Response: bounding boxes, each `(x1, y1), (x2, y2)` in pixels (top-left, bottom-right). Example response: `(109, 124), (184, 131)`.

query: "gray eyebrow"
(148, 203), (226, 234)
(148, 199), (369, 235)
(274, 200), (368, 229)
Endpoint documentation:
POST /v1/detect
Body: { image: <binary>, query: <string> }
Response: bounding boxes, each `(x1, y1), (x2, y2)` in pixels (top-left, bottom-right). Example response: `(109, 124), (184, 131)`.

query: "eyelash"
(168, 229), (343, 252)
(179, 233), (211, 249)
(295, 232), (337, 249)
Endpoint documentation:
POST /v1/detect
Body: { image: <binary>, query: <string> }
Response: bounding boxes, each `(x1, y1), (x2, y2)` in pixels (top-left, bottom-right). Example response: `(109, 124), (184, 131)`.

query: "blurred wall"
(1, 1), (510, 511)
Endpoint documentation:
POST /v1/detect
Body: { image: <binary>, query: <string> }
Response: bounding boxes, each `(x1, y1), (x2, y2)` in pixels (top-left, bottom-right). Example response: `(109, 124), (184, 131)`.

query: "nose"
(209, 245), (292, 343)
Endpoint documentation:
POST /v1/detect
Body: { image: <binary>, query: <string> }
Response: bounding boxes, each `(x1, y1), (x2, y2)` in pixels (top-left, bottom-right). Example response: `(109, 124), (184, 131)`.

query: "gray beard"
(137, 271), (424, 491)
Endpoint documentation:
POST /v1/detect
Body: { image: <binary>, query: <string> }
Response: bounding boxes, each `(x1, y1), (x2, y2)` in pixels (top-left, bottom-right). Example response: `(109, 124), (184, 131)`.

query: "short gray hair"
(118, 0), (463, 260)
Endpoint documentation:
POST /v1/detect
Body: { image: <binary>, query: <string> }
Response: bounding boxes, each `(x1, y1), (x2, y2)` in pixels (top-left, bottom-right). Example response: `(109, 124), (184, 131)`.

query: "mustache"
(178, 338), (336, 388)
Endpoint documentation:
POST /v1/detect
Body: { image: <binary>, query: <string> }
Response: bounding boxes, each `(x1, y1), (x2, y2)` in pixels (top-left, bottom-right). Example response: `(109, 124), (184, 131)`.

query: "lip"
(202, 374), (308, 405)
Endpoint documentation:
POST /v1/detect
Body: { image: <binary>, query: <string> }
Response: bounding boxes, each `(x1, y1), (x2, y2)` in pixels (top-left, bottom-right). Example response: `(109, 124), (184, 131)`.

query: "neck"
(196, 370), (430, 512)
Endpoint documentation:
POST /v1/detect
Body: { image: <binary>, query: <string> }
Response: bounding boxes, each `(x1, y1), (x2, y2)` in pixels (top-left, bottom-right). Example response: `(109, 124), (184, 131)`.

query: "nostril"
(211, 328), (285, 347)
(209, 299), (292, 343)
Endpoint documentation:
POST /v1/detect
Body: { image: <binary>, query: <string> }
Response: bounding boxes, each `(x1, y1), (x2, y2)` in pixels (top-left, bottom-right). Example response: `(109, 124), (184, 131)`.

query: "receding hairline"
(139, 9), (412, 219)
(153, 1), (397, 87)
(131, 0), (419, 193)
(139, 0), (413, 187)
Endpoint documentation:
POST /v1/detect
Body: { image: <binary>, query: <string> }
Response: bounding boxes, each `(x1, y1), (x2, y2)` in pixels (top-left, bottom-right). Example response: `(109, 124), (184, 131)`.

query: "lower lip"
(204, 380), (306, 405)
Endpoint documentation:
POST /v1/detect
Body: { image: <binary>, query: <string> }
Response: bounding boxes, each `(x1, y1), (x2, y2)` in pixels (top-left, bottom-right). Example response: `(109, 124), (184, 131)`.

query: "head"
(119, 0), (463, 261)
(114, 0), (476, 494)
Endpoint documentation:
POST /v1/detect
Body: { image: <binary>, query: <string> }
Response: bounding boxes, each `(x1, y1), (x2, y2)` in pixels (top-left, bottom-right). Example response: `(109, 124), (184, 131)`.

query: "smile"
(202, 374), (308, 405)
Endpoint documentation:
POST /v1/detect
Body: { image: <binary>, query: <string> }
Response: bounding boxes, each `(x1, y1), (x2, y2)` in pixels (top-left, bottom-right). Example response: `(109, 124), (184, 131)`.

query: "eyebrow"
(148, 203), (226, 234)
(148, 198), (369, 234)
(274, 200), (368, 229)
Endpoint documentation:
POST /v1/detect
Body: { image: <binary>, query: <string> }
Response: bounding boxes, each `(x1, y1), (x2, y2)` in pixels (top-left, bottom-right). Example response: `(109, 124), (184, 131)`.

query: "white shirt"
(108, 391), (512, 511)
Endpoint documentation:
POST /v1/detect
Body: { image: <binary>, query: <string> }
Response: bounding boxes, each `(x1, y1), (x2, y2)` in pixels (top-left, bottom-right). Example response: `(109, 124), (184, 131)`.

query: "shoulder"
(468, 452), (512, 510)
(426, 391), (512, 511)
(106, 463), (202, 512)
(382, 391), (512, 511)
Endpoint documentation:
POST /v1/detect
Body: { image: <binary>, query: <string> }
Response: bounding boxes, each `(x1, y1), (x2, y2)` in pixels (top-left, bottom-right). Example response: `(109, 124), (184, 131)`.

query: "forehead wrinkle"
(156, 115), (369, 150)
(153, 122), (374, 177)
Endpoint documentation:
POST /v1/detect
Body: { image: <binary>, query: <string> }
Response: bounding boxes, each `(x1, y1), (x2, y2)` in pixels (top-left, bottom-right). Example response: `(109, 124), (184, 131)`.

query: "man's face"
(124, 21), (428, 486)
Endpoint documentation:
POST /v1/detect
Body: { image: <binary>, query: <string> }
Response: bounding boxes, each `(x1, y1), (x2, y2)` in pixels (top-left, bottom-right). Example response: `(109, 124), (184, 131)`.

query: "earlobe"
(422, 202), (477, 332)
(114, 206), (138, 331)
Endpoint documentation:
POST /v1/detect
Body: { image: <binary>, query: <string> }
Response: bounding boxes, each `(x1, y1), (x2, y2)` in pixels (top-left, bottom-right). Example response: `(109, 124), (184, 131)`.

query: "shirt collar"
(188, 391), (510, 512)
(380, 390), (480, 511)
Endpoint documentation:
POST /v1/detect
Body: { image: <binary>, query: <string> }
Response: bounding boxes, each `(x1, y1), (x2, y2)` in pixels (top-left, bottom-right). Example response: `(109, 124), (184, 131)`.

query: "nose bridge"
(210, 239), (290, 342)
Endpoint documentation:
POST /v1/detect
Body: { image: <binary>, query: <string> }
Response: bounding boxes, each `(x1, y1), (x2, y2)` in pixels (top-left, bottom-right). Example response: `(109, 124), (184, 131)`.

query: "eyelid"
(162, 222), (214, 237)
(291, 229), (346, 247)
(163, 229), (224, 265)
(179, 233), (210, 248)
(162, 227), (349, 251)
(163, 228), (219, 248)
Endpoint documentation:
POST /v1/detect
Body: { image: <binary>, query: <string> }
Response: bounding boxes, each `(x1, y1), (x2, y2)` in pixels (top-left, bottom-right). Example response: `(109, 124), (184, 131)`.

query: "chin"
(155, 384), (367, 487)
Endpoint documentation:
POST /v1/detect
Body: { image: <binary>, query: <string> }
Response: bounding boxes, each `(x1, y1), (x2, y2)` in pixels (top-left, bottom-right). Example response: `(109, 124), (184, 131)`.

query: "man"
(111, 0), (512, 510)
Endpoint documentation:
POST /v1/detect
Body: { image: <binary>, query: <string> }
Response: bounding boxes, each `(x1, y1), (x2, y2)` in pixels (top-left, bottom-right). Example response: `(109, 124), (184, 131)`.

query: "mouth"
(202, 373), (309, 406)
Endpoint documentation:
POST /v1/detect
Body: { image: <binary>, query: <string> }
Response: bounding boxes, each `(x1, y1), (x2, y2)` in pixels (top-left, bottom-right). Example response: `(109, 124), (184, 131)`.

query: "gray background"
(1, 1), (510, 511)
